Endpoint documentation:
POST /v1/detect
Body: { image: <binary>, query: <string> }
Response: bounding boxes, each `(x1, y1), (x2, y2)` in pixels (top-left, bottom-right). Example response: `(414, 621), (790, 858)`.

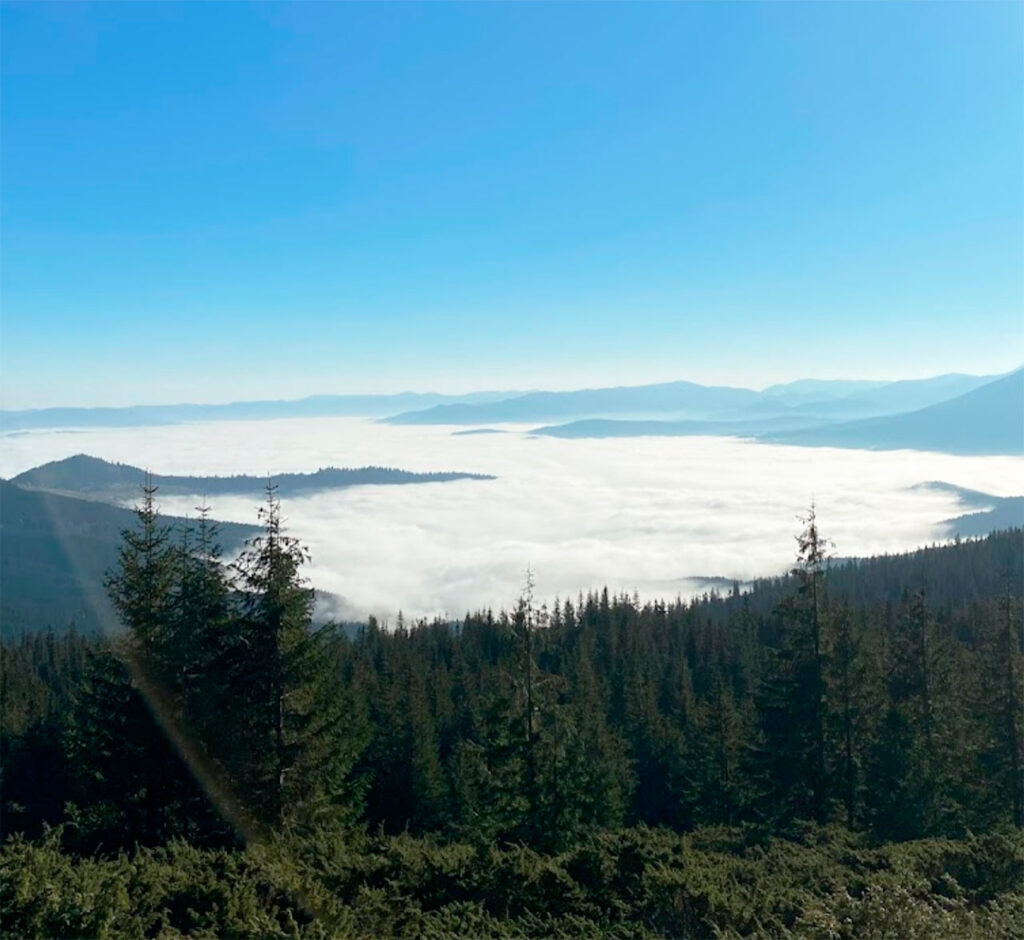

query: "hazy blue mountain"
(910, 480), (999, 510)
(912, 481), (1024, 538)
(5, 372), (1001, 432)
(761, 378), (889, 403)
(0, 390), (523, 432)
(530, 371), (1022, 455)
(761, 373), (1004, 419)
(530, 415), (829, 439)
(383, 380), (763, 425)
(386, 371), (1004, 426)
(0, 480), (257, 634)
(835, 372), (1004, 415)
(12, 455), (496, 503)
(765, 370), (1024, 456)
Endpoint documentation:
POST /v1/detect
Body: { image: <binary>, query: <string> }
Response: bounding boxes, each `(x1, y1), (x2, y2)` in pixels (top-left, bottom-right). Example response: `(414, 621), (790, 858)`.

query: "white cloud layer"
(3, 418), (1021, 621)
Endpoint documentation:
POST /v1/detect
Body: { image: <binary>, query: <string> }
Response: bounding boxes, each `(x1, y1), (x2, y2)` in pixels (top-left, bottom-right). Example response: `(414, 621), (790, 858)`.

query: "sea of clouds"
(3, 417), (1021, 622)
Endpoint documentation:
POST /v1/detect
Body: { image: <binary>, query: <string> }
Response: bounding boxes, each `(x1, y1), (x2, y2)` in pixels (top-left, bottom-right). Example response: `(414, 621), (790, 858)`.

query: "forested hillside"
(12, 454), (495, 501)
(2, 489), (1021, 937)
(0, 479), (258, 634)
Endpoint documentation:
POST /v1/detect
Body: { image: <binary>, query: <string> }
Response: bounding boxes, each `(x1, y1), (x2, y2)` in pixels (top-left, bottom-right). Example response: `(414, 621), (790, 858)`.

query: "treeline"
(2, 487), (1022, 857)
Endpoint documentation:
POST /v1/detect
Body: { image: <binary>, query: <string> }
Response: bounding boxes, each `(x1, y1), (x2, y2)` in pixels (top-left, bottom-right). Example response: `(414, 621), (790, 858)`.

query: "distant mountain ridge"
(0, 390), (524, 432)
(382, 380), (763, 426)
(11, 455), (496, 503)
(383, 371), (1008, 426)
(4, 369), (1017, 457)
(762, 373), (998, 416)
(2, 371), (1010, 432)
(764, 369), (1024, 456)
(529, 370), (1023, 456)
(530, 415), (829, 440)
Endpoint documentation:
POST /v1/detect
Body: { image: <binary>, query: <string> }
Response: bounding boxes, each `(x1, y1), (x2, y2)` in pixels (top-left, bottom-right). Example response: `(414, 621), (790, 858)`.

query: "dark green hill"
(0, 480), (257, 634)
(11, 454), (495, 503)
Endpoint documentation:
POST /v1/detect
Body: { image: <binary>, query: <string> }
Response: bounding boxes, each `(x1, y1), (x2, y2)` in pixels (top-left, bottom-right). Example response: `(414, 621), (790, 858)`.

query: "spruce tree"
(105, 474), (177, 671)
(865, 590), (946, 838)
(754, 506), (832, 823)
(70, 481), (222, 850)
(998, 583), (1024, 828)
(825, 603), (863, 828)
(978, 580), (1024, 827)
(226, 482), (363, 827)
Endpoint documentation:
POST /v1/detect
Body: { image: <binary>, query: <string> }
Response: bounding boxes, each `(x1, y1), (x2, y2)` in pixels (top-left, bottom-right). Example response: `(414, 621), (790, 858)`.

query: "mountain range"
(763, 370), (1024, 456)
(529, 369), (1023, 456)
(0, 390), (523, 432)
(2, 369), (1021, 457)
(383, 371), (1006, 427)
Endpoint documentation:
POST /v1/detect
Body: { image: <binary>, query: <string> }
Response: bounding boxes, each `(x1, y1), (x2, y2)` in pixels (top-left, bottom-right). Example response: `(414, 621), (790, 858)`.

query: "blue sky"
(2, 2), (1022, 408)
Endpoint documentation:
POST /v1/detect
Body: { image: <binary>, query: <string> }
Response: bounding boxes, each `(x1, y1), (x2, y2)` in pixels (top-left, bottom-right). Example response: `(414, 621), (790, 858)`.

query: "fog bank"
(3, 418), (1020, 620)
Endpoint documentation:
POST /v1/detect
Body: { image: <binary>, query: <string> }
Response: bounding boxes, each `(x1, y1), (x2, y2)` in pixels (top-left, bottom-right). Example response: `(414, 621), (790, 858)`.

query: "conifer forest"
(1, 481), (1022, 938)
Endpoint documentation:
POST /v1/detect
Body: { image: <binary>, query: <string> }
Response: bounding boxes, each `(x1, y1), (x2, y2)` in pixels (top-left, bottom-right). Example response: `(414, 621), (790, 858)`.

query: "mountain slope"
(838, 372), (1002, 415)
(0, 480), (258, 634)
(911, 482), (1024, 538)
(763, 369), (1024, 455)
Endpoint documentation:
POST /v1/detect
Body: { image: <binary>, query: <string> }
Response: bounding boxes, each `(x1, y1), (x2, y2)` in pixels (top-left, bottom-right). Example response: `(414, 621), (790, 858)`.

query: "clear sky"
(2, 1), (1022, 409)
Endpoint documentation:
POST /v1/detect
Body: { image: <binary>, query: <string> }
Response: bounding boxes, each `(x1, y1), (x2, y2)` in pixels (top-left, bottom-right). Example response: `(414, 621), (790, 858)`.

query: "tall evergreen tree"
(105, 474), (177, 670)
(978, 579), (1024, 828)
(825, 603), (863, 828)
(225, 482), (363, 827)
(67, 481), (224, 850)
(754, 506), (832, 823)
(865, 590), (950, 839)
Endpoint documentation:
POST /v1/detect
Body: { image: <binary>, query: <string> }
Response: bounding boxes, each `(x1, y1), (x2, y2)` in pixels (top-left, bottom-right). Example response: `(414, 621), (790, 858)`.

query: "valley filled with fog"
(3, 417), (1020, 621)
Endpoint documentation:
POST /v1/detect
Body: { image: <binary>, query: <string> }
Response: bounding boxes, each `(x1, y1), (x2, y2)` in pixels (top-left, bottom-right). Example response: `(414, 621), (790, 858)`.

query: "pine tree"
(690, 671), (748, 825)
(978, 580), (1024, 827)
(569, 640), (634, 830)
(68, 478), (224, 850)
(512, 568), (541, 824)
(64, 646), (221, 852)
(998, 583), (1024, 827)
(865, 590), (945, 838)
(825, 603), (863, 828)
(754, 506), (832, 823)
(104, 474), (177, 671)
(225, 482), (363, 827)
(407, 669), (448, 832)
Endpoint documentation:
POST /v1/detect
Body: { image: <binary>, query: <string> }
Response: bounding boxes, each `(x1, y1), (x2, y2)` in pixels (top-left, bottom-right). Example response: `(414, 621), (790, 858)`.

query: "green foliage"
(2, 825), (1021, 939)
(222, 482), (366, 828)
(3, 493), (1022, 936)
